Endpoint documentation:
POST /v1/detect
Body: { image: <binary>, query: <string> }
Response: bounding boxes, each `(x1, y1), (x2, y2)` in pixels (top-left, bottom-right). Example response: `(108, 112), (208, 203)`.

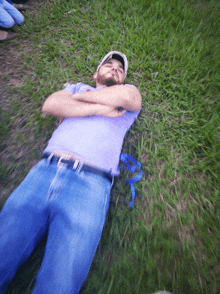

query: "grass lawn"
(0, 0), (220, 293)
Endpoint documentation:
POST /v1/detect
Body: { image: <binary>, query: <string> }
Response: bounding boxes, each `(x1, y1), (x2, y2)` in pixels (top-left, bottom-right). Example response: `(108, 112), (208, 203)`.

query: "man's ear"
(93, 72), (97, 80)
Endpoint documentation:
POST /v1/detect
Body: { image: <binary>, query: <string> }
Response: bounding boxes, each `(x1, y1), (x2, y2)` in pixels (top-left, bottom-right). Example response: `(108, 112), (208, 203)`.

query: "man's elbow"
(41, 90), (66, 115)
(41, 96), (58, 115)
(125, 87), (142, 111)
(131, 93), (142, 111)
(41, 99), (51, 114)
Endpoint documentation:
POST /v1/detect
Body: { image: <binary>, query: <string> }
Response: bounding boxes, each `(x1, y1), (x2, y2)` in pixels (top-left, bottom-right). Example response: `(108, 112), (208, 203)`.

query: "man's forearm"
(73, 85), (142, 111)
(42, 90), (125, 118)
(42, 90), (105, 117)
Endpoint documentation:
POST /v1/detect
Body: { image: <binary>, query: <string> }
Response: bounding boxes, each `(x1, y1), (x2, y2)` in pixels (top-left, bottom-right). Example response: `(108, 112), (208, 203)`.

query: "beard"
(96, 73), (118, 87)
(103, 79), (117, 87)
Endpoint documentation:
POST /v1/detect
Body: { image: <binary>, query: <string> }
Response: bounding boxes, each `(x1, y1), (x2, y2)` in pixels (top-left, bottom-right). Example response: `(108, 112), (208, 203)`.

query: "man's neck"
(95, 81), (106, 88)
(96, 81), (123, 88)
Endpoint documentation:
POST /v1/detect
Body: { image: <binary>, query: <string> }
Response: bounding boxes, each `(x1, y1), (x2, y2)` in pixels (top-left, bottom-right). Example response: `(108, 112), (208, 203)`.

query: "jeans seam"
(101, 183), (111, 230)
(33, 225), (58, 288)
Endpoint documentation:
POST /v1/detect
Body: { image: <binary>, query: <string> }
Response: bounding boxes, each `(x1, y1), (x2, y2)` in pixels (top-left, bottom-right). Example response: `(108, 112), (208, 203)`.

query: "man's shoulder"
(124, 83), (138, 89)
(63, 82), (95, 94)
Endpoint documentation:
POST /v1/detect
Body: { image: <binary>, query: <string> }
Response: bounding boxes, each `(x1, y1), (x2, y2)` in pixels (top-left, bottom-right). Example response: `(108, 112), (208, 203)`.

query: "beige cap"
(96, 51), (128, 78)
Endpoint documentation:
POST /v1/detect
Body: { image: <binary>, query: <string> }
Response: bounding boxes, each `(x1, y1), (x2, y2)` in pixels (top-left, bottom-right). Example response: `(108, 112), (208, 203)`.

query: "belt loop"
(46, 153), (54, 166)
(75, 161), (83, 174)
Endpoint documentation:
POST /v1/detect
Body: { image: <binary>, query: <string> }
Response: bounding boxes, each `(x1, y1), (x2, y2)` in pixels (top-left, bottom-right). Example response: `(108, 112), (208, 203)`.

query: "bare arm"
(41, 90), (126, 118)
(73, 85), (142, 111)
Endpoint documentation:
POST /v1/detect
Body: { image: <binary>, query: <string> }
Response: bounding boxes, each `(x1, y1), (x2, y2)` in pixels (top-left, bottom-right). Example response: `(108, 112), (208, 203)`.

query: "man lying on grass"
(0, 51), (142, 294)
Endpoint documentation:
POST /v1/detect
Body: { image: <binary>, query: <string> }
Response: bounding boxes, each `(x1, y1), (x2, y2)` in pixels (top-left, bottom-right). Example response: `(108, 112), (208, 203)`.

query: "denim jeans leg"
(0, 160), (56, 293)
(3, 0), (24, 26)
(0, 6), (15, 28)
(32, 167), (112, 294)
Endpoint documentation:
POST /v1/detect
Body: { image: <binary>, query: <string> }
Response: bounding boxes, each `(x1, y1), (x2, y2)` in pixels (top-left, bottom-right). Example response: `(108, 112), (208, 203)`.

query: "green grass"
(1, 0), (220, 293)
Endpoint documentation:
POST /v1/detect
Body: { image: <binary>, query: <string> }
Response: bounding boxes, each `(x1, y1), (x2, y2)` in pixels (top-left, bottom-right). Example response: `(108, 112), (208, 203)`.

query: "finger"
(111, 109), (126, 117)
(119, 109), (126, 115)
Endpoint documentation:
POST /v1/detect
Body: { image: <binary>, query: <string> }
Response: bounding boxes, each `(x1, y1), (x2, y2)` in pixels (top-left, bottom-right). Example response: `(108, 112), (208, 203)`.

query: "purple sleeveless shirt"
(43, 83), (141, 175)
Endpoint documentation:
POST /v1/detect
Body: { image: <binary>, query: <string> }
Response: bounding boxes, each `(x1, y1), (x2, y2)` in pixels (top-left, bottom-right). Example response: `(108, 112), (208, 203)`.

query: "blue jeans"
(0, 0), (24, 28)
(0, 158), (113, 294)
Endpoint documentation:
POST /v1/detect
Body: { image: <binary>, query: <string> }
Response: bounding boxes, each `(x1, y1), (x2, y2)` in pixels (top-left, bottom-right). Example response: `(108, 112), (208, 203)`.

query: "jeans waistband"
(42, 152), (113, 183)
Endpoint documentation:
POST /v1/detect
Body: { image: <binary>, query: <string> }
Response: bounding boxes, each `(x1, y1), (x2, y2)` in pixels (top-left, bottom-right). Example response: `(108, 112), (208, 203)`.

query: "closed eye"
(104, 61), (124, 73)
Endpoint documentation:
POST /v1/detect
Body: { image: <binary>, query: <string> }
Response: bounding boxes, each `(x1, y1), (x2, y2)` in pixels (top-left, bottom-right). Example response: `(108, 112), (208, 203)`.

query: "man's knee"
(4, 18), (15, 27)
(15, 13), (24, 25)
(0, 11), (15, 28)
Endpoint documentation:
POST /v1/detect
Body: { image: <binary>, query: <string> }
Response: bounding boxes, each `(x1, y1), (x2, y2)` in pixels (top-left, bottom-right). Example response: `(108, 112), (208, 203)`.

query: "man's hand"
(96, 105), (126, 117)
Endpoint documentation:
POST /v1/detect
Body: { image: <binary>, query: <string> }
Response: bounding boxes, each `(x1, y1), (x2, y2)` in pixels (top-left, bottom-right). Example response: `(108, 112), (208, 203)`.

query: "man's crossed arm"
(73, 85), (142, 111)
(42, 85), (142, 118)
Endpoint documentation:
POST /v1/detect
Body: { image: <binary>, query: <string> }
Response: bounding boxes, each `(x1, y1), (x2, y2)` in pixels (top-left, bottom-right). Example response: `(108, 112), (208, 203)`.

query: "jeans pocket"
(78, 170), (110, 192)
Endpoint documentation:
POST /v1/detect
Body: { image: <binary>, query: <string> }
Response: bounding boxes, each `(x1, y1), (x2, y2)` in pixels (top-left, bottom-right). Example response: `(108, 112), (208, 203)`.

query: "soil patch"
(0, 0), (48, 201)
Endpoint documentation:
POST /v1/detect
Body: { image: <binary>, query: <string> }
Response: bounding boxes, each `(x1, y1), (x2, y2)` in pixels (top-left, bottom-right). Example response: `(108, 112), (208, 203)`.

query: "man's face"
(94, 58), (125, 86)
